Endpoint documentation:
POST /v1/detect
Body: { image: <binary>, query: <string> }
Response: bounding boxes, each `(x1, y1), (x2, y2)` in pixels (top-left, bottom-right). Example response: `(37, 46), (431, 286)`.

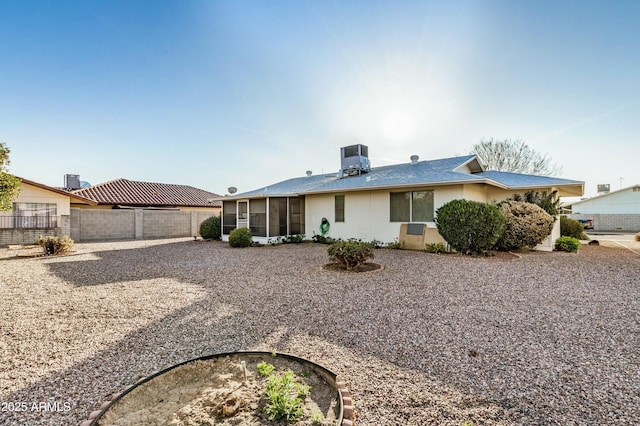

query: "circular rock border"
(80, 351), (355, 426)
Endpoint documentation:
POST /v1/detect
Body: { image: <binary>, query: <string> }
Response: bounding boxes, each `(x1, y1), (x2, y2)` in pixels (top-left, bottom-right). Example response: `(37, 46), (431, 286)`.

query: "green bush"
(560, 216), (588, 240)
(555, 236), (581, 252)
(435, 199), (506, 255)
(199, 215), (221, 240)
(36, 235), (74, 255)
(385, 239), (403, 249)
(312, 234), (340, 244)
(425, 242), (447, 253)
(264, 370), (309, 422)
(327, 240), (374, 270)
(496, 201), (554, 250)
(228, 227), (252, 247)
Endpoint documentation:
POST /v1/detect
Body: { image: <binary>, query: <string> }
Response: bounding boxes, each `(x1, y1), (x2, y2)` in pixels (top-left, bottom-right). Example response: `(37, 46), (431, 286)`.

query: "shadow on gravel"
(2, 241), (639, 425)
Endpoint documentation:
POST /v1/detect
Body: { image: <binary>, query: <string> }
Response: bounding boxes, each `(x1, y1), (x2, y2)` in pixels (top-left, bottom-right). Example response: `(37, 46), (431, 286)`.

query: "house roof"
(72, 178), (222, 208)
(224, 155), (584, 199)
(569, 184), (640, 207)
(17, 177), (97, 205)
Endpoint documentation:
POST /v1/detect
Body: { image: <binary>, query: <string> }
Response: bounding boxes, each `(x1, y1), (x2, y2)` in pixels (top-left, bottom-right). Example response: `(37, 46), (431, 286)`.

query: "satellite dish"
(80, 181), (92, 188)
(228, 187), (237, 194)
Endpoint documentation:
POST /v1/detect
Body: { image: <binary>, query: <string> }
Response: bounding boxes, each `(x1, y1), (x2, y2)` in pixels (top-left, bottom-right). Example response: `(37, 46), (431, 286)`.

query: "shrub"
(270, 234), (305, 245)
(228, 227), (252, 247)
(327, 240), (374, 270)
(435, 199), (506, 255)
(496, 201), (554, 250)
(264, 370), (309, 422)
(199, 215), (221, 240)
(425, 242), (447, 253)
(36, 235), (74, 255)
(555, 236), (581, 252)
(256, 361), (275, 377)
(636, 232), (640, 242)
(385, 239), (403, 249)
(312, 234), (340, 244)
(560, 216), (588, 240)
(509, 190), (560, 216)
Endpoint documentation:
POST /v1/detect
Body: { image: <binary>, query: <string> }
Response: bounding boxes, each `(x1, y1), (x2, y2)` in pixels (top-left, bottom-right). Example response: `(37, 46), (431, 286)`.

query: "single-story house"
(219, 145), (584, 249)
(67, 178), (222, 241)
(71, 178), (222, 212)
(0, 177), (96, 246)
(569, 184), (640, 232)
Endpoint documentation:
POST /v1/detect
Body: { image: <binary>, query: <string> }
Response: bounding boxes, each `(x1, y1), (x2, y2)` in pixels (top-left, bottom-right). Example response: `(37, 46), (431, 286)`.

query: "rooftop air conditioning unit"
(340, 144), (370, 176)
(64, 174), (81, 190)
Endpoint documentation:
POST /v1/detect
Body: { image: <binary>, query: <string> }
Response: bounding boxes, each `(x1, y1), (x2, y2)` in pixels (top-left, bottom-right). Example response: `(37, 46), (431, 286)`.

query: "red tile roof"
(72, 178), (222, 208)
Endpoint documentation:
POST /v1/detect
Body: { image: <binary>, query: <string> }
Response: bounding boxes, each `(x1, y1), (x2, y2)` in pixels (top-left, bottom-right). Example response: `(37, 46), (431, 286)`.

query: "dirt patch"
(97, 353), (339, 426)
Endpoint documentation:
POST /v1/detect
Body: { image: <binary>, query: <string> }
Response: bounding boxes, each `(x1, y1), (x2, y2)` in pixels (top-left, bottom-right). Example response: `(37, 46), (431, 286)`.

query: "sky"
(1, 0), (638, 198)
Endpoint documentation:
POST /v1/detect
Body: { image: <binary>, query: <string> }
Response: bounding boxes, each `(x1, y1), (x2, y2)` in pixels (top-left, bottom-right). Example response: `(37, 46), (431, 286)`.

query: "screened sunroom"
(221, 196), (305, 242)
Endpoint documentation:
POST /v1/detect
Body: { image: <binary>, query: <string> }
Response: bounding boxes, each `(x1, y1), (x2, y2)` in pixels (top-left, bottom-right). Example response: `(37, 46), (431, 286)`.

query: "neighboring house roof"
(72, 178), (222, 208)
(225, 155), (584, 199)
(570, 184), (640, 207)
(17, 177), (97, 205)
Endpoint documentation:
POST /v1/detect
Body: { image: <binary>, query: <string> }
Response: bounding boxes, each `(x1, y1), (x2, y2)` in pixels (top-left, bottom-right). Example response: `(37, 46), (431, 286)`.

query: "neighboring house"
(569, 184), (640, 232)
(219, 145), (584, 250)
(0, 177), (96, 246)
(71, 178), (222, 212)
(68, 178), (222, 241)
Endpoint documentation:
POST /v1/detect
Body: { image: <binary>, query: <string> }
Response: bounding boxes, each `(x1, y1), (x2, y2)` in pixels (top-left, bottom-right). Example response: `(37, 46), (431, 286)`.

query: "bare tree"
(0, 142), (21, 212)
(471, 138), (562, 176)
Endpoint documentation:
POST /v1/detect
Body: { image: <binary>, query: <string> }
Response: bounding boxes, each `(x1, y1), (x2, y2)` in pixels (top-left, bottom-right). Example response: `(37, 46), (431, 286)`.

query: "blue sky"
(1, 0), (638, 197)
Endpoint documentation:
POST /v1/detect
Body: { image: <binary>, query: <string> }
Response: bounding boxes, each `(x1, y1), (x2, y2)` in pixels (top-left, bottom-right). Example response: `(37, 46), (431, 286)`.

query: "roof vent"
(340, 144), (370, 177)
(410, 155), (419, 164)
(306, 170), (312, 177)
(64, 174), (81, 190)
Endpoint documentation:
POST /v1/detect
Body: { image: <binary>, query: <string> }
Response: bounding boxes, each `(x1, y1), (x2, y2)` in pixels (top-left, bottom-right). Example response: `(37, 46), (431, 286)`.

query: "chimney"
(410, 155), (419, 164)
(306, 170), (312, 177)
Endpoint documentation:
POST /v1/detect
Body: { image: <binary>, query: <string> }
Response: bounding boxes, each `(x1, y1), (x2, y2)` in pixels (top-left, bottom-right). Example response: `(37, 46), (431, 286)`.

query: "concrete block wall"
(68, 208), (218, 242)
(0, 228), (57, 246)
(142, 210), (191, 239)
(570, 213), (640, 232)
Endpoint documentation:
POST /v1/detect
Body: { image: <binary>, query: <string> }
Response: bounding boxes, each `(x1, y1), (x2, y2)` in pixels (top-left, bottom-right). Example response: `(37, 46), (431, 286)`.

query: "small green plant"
(555, 236), (581, 252)
(270, 234), (306, 245)
(425, 242), (447, 253)
(312, 234), (340, 244)
(199, 215), (221, 240)
(264, 370), (310, 422)
(36, 235), (74, 255)
(311, 411), (324, 424)
(461, 422), (473, 426)
(385, 239), (403, 249)
(327, 240), (375, 271)
(228, 227), (252, 247)
(257, 361), (275, 377)
(300, 370), (310, 377)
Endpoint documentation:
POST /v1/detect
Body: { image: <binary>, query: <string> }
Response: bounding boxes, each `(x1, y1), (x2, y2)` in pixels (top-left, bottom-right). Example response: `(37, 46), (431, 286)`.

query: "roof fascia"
(17, 177), (97, 205)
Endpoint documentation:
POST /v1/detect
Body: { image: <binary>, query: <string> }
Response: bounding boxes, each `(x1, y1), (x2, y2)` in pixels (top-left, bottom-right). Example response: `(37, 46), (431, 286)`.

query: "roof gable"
(73, 178), (222, 207)
(17, 177), (97, 205)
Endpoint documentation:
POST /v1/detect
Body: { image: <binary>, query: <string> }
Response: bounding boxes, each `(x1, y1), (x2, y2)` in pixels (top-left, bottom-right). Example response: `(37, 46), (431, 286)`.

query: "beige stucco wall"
(14, 183), (71, 215)
(306, 185), (474, 243)
(305, 184), (565, 246)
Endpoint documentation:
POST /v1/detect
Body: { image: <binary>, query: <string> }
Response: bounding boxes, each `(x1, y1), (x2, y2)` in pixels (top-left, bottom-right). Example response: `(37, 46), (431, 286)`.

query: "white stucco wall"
(572, 187), (640, 214)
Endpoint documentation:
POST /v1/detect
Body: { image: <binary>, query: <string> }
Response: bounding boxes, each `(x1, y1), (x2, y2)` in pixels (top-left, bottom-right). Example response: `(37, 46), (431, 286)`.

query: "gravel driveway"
(1, 238), (638, 425)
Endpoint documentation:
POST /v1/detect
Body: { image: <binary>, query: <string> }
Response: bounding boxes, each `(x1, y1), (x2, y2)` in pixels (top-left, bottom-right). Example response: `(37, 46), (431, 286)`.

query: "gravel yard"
(1, 238), (638, 425)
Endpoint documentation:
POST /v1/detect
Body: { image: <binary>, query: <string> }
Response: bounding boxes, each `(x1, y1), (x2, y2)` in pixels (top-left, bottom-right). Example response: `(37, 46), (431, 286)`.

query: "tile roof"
(229, 155), (584, 198)
(73, 178), (222, 207)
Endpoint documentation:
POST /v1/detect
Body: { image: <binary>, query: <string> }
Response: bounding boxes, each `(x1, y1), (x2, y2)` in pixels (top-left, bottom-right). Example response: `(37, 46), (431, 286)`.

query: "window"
(7, 203), (58, 228)
(390, 191), (434, 222)
(249, 199), (266, 237)
(222, 200), (236, 234)
(335, 195), (345, 222)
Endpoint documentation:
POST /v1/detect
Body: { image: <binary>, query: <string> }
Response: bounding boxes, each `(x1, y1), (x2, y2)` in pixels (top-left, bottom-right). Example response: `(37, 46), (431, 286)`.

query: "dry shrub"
(497, 201), (554, 251)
